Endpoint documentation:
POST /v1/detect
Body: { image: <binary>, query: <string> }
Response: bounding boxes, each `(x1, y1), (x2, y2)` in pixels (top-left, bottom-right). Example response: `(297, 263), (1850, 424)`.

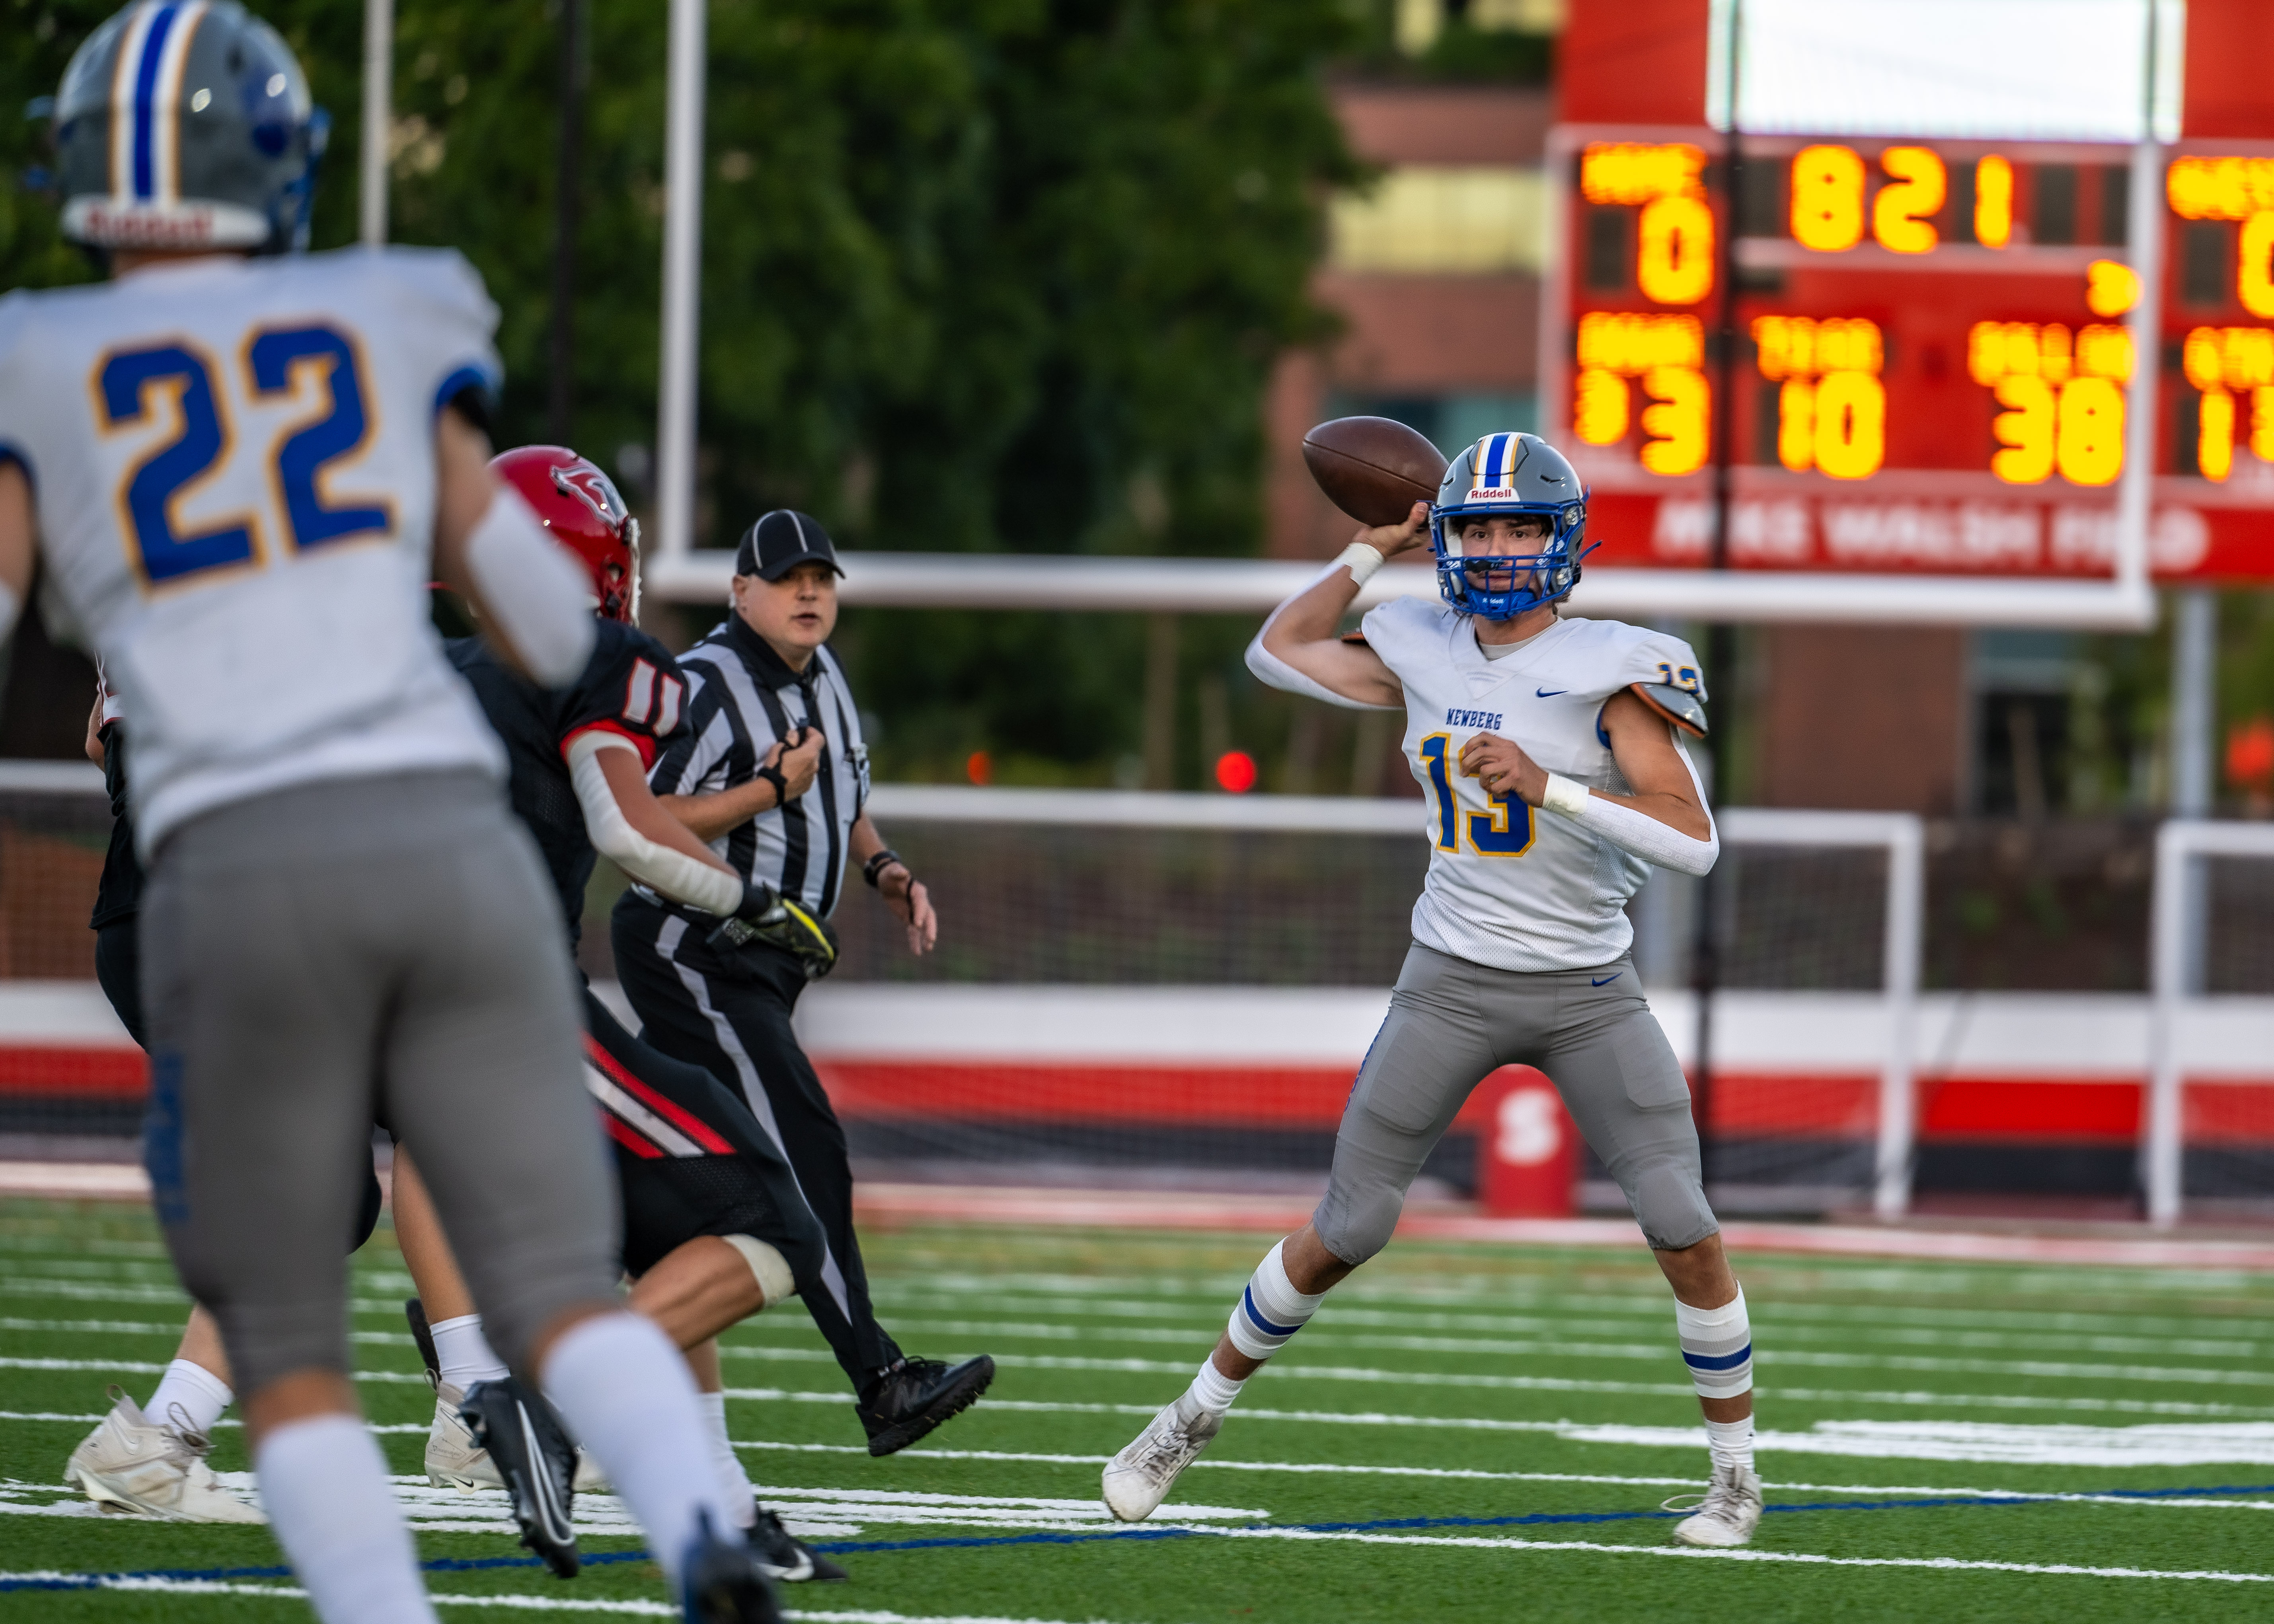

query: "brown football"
(1302, 416), (1447, 528)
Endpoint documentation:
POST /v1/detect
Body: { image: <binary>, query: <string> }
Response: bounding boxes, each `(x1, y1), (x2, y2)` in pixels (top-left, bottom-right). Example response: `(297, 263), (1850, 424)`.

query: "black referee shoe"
(458, 1378), (580, 1579)
(748, 1503), (847, 1582)
(856, 1355), (996, 1457)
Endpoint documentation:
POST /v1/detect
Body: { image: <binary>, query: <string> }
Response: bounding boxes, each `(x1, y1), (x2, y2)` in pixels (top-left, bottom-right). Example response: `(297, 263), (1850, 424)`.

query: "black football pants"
(611, 894), (902, 1393)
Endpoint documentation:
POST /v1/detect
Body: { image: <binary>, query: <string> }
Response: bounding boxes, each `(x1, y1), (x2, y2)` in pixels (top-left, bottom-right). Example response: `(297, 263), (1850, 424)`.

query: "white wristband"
(1335, 541), (1385, 587)
(1542, 773), (1590, 818)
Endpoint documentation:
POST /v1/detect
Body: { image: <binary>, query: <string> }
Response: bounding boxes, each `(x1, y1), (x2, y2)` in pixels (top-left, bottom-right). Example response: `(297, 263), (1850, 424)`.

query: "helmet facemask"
(1429, 432), (1593, 620)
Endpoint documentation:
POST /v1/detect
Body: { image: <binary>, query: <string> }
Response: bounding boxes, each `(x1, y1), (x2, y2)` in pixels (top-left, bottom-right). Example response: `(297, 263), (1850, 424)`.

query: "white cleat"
(1101, 1395), (1221, 1523)
(426, 1382), (504, 1492)
(1667, 1461), (1765, 1547)
(427, 1380), (607, 1494)
(63, 1388), (265, 1524)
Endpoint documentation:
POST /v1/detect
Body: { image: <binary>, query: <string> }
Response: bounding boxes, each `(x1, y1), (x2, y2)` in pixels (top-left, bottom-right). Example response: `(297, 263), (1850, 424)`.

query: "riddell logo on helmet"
(73, 204), (216, 246)
(1467, 486), (1519, 500)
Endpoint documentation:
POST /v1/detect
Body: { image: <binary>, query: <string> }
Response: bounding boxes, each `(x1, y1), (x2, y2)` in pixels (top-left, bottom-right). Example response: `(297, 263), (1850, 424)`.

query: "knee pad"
(721, 1235), (797, 1309)
(1628, 1159), (1718, 1252)
(1313, 1186), (1400, 1267)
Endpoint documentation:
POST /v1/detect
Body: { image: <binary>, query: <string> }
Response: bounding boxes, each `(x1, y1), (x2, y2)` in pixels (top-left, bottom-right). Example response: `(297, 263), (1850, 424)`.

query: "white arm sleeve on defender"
(566, 731), (745, 914)
(463, 487), (596, 687)
(1243, 563), (1403, 713)
(1543, 742), (1719, 877)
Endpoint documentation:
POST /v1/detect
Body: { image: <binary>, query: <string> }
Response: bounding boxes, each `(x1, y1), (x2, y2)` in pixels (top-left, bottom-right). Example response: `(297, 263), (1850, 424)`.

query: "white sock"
(1672, 1287), (1754, 1402)
(430, 1314), (510, 1394)
(698, 1390), (757, 1528)
(1703, 1414), (1756, 1477)
(1184, 1356), (1246, 1418)
(1224, 1242), (1327, 1361)
(146, 1358), (233, 1436)
(255, 1414), (437, 1624)
(542, 1313), (742, 1584)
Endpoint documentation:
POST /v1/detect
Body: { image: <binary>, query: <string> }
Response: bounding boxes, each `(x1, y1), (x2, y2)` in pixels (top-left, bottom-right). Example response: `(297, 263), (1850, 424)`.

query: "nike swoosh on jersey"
(1536, 687), (1568, 697)
(1591, 972), (1622, 986)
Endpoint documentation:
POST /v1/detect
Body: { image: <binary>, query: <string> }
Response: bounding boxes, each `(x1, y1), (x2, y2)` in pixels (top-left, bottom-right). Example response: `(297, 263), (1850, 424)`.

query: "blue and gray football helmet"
(1429, 432), (1592, 620)
(53, 1), (328, 255)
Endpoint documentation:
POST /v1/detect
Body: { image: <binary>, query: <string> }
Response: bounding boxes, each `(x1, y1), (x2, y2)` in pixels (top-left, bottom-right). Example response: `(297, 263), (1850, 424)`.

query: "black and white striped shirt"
(645, 616), (871, 917)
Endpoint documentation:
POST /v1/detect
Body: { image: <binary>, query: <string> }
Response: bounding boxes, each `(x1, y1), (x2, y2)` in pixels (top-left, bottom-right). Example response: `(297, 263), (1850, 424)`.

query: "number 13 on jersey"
(1420, 734), (1538, 858)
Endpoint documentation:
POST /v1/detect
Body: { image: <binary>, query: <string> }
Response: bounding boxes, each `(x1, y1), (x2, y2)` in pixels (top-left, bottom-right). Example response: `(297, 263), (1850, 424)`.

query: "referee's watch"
(754, 760), (790, 807)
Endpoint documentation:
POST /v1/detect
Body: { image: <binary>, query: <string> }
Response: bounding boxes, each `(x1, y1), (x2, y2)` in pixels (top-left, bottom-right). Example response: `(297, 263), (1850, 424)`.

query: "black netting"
(828, 823), (1427, 985)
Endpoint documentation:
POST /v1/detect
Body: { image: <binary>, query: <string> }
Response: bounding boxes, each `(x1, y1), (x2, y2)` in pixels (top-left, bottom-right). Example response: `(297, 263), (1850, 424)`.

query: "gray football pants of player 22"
(140, 771), (621, 1397)
(1314, 944), (1717, 1262)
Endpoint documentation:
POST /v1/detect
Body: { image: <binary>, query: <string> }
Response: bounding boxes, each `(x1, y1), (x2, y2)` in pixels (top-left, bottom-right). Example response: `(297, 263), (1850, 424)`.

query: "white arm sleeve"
(463, 486), (597, 687)
(1545, 742), (1719, 877)
(567, 731), (745, 914)
(1242, 563), (1403, 713)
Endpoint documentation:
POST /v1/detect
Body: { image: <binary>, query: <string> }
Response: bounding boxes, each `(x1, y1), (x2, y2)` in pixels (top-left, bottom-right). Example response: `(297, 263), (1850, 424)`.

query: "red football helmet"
(489, 445), (641, 622)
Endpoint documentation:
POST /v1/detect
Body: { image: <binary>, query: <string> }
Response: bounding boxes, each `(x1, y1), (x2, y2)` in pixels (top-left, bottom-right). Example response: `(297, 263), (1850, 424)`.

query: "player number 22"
(1420, 734), (1537, 859)
(96, 324), (392, 587)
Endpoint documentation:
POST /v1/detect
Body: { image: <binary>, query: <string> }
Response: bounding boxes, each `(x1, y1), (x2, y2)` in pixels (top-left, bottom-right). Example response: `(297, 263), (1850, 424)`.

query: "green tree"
(4, 0), (1365, 779)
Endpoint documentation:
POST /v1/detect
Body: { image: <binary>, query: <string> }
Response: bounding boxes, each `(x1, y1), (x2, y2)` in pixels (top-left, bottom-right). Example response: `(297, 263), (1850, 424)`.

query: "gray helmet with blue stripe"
(53, 1), (327, 254)
(1428, 431), (1591, 619)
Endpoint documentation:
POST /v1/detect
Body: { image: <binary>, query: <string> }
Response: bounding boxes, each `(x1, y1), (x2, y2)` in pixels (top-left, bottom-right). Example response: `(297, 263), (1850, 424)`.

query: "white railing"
(643, 549), (2160, 629)
(2145, 819), (2274, 1227)
(0, 761), (104, 793)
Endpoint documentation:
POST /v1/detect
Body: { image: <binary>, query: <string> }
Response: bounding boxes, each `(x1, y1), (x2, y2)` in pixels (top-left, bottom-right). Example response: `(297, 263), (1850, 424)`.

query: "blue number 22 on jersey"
(98, 323), (391, 588)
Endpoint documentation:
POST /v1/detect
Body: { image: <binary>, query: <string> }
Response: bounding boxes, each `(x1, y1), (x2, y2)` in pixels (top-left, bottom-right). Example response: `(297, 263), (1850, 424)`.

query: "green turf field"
(7, 1196), (2274, 1622)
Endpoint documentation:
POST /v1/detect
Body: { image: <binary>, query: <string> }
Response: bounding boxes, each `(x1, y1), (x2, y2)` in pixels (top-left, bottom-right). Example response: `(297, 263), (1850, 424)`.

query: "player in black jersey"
(387, 446), (842, 1582)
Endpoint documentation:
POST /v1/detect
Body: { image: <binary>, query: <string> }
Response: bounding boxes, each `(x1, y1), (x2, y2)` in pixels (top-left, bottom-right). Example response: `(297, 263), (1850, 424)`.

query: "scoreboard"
(1549, 0), (2274, 585)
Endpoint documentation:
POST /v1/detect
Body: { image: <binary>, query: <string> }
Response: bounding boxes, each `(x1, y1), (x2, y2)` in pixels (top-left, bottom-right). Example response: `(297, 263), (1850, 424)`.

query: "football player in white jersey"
(1102, 430), (1763, 1548)
(0, 6), (786, 1619)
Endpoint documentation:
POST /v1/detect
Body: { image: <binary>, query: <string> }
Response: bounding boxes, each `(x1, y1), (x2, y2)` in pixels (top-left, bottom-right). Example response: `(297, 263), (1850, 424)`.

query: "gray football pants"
(140, 771), (620, 1397)
(1314, 944), (1717, 1261)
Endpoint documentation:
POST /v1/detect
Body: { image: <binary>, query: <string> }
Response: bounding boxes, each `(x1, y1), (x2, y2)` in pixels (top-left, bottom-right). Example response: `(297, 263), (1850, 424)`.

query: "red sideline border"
(8, 1162), (2274, 1270)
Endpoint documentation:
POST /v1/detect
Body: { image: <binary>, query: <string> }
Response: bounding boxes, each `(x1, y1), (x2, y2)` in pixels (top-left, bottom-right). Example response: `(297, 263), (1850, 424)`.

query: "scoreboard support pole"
(655, 0), (709, 564)
(359, 0), (392, 248)
(2113, 4), (2167, 620)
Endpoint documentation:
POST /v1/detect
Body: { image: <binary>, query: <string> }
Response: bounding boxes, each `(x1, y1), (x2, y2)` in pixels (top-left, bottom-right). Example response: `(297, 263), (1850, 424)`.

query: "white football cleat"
(1667, 1461), (1765, 1547)
(1101, 1395), (1221, 1523)
(426, 1381), (504, 1492)
(427, 1380), (607, 1494)
(64, 1388), (265, 1524)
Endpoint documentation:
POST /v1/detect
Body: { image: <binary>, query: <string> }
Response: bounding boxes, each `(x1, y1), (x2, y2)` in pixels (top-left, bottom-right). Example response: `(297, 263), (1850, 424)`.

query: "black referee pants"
(610, 894), (902, 1393)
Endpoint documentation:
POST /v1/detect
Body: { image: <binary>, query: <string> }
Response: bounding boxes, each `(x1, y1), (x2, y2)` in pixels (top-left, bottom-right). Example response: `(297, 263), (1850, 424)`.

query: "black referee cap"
(734, 510), (845, 582)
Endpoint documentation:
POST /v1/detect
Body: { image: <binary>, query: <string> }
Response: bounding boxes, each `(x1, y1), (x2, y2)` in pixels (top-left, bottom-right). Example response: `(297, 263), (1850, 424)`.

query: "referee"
(611, 509), (993, 1456)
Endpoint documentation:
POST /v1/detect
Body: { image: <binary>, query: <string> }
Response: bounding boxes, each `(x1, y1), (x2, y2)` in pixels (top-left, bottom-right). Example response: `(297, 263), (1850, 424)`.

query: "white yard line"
(1191, 1526), (2274, 1582)
(725, 1434), (2274, 1498)
(713, 1346), (2274, 1419)
(0, 1576), (1128, 1624)
(865, 1293), (2274, 1357)
(786, 1314), (2274, 1389)
(0, 1355), (424, 1383)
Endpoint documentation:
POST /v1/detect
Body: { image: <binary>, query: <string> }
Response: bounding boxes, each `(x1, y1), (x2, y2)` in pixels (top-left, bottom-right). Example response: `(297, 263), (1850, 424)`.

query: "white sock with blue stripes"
(1226, 1242), (1325, 1360)
(1675, 1288), (1755, 1474)
(1182, 1242), (1326, 1419)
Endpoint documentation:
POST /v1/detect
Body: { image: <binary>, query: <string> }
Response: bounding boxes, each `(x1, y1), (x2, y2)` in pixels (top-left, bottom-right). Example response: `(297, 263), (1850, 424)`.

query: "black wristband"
(863, 849), (905, 889)
(755, 761), (789, 806)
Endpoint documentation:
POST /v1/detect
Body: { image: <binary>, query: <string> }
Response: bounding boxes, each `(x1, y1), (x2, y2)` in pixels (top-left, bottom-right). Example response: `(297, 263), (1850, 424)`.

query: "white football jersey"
(1360, 596), (1708, 974)
(0, 247), (509, 851)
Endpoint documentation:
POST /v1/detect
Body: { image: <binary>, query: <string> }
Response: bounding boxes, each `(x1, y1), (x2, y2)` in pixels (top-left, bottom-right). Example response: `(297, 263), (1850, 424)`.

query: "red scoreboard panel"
(1549, 0), (2274, 585)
